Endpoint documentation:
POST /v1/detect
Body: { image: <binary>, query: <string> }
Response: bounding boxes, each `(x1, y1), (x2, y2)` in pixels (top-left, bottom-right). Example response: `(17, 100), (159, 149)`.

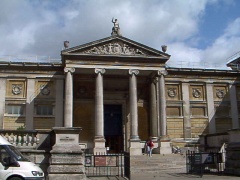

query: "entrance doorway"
(104, 105), (123, 153)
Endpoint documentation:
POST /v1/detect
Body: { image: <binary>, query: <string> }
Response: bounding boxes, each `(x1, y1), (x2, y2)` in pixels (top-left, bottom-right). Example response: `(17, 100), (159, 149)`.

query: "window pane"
(6, 105), (24, 115)
(36, 105), (53, 115)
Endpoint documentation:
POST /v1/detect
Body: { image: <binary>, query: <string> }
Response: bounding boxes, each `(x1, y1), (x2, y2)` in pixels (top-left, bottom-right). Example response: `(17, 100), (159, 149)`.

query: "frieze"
(192, 88), (201, 98)
(167, 88), (177, 98)
(216, 89), (225, 99)
(40, 85), (50, 96)
(82, 42), (147, 56)
(12, 84), (22, 95)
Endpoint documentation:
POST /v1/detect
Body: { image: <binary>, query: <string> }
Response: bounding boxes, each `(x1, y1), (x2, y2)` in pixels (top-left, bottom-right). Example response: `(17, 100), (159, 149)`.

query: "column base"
(129, 139), (142, 155)
(93, 136), (106, 154)
(158, 136), (172, 154)
(159, 142), (172, 154)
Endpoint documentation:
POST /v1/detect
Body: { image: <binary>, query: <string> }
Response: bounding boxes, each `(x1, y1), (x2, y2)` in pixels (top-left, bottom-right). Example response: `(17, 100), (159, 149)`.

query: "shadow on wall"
(196, 75), (240, 141)
(4, 73), (61, 131)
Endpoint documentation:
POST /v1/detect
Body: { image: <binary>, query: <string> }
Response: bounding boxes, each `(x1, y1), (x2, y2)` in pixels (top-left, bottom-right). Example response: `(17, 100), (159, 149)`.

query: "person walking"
(146, 136), (154, 157)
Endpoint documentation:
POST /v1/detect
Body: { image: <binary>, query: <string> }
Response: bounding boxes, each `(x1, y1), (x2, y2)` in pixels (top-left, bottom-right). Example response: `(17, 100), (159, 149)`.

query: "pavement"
(87, 172), (240, 180)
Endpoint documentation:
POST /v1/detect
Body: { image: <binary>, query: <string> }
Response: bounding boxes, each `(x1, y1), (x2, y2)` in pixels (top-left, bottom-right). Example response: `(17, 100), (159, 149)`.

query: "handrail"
(0, 55), (61, 63)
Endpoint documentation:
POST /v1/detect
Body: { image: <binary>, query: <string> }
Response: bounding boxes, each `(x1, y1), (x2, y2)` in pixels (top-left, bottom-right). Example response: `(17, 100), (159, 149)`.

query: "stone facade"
(0, 35), (240, 154)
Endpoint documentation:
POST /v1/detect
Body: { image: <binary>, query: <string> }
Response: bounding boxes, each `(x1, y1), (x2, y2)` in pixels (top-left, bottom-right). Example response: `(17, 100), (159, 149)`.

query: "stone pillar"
(157, 70), (171, 154)
(48, 127), (86, 180)
(182, 82), (191, 138)
(150, 78), (158, 137)
(26, 79), (35, 130)
(158, 70), (167, 137)
(64, 67), (75, 127)
(206, 83), (216, 133)
(55, 79), (64, 127)
(93, 68), (106, 154)
(128, 69), (141, 155)
(0, 78), (6, 129)
(229, 84), (239, 129)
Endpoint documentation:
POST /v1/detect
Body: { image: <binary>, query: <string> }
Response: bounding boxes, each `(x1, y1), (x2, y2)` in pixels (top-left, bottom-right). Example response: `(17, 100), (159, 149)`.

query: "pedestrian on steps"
(146, 136), (154, 157)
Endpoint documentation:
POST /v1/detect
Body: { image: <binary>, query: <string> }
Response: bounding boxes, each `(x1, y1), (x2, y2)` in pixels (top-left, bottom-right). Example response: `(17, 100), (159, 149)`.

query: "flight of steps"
(130, 154), (186, 174)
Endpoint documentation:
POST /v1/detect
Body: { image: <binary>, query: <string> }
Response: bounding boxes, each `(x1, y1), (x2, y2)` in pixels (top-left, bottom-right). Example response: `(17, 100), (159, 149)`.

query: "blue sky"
(0, 0), (240, 69)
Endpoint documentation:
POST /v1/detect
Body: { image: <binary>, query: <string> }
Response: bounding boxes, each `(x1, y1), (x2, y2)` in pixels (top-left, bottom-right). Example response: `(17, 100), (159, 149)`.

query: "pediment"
(62, 36), (170, 59)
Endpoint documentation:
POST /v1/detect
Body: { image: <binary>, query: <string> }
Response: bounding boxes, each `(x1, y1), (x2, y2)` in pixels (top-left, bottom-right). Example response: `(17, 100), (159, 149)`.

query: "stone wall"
(199, 129), (240, 176)
(224, 129), (240, 176)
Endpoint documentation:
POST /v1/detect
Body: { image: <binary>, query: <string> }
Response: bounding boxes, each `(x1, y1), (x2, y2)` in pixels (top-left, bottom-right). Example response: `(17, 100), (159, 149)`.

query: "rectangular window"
(36, 105), (53, 115)
(5, 105), (24, 115)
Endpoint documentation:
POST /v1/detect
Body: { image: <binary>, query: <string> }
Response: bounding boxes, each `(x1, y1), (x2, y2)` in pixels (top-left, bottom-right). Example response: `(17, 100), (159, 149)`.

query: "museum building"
(0, 24), (240, 155)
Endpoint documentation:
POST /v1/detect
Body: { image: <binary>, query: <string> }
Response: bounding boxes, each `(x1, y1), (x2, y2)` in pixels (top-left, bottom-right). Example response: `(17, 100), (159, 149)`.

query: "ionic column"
(150, 78), (158, 137)
(94, 68), (105, 139)
(157, 70), (172, 154)
(229, 84), (239, 129)
(158, 70), (167, 136)
(64, 67), (75, 127)
(129, 69), (139, 140)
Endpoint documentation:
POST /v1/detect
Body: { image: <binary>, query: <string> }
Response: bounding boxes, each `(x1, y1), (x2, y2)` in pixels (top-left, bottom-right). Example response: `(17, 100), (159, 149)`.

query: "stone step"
(130, 154), (187, 174)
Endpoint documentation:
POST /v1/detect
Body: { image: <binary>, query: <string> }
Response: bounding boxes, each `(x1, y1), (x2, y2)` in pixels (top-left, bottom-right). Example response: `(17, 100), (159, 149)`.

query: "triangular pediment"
(62, 35), (170, 59)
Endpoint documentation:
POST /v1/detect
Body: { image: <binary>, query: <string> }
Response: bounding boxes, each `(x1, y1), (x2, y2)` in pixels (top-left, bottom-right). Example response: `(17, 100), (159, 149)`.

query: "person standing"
(146, 136), (154, 157)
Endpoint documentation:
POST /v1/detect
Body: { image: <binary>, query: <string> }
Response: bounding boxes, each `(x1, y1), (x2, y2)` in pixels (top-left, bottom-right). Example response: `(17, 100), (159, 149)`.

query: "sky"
(1, 0), (240, 69)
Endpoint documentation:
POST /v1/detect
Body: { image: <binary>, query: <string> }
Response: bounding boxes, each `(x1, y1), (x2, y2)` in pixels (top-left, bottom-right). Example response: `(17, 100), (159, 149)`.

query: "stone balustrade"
(0, 130), (44, 148)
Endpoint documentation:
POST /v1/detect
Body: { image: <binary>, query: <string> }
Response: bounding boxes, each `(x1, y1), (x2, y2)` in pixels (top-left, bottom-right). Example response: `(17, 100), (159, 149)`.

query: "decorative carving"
(12, 84), (22, 95)
(40, 85), (50, 96)
(216, 89), (225, 99)
(168, 88), (177, 97)
(158, 70), (168, 76)
(95, 68), (106, 74)
(64, 67), (75, 73)
(192, 88), (201, 98)
(82, 42), (147, 56)
(129, 69), (139, 75)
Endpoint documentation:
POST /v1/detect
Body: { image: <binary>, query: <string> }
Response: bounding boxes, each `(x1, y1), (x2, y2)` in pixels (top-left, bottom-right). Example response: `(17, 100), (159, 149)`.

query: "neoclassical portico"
(61, 29), (170, 154)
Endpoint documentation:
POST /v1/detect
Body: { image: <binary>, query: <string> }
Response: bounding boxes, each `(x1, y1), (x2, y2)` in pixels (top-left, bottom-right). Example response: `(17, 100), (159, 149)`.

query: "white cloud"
(0, 0), (239, 69)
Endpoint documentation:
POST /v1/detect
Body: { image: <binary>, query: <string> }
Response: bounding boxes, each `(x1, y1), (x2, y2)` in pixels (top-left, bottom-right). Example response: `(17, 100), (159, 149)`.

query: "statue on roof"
(111, 18), (121, 36)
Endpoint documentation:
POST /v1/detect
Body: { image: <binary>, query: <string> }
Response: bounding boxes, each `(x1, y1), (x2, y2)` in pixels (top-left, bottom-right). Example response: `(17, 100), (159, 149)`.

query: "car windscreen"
(4, 145), (29, 162)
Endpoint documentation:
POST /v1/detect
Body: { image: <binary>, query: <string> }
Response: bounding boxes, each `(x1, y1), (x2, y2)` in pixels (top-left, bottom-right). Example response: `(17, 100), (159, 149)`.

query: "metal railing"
(0, 55), (61, 63)
(186, 150), (225, 177)
(85, 152), (130, 178)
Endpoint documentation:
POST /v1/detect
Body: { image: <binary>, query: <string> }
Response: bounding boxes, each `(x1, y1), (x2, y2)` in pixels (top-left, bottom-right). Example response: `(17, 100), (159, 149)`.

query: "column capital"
(158, 70), (168, 76)
(129, 69), (139, 75)
(64, 67), (75, 73)
(95, 68), (106, 74)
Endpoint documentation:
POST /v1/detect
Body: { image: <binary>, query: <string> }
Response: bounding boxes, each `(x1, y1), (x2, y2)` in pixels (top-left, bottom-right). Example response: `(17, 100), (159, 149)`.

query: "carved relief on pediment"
(81, 42), (148, 56)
